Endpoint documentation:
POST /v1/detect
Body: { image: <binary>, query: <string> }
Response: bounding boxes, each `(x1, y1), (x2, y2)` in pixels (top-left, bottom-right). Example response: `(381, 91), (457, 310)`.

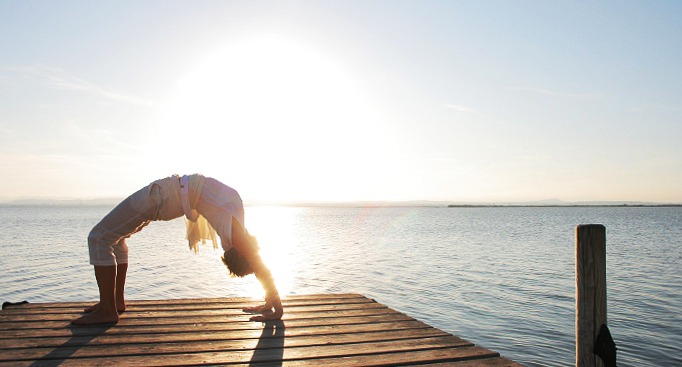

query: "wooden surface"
(576, 224), (607, 367)
(0, 293), (522, 366)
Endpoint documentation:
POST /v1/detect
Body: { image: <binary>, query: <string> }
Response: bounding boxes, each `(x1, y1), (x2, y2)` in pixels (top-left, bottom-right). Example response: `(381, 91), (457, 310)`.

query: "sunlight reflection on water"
(0, 205), (680, 366)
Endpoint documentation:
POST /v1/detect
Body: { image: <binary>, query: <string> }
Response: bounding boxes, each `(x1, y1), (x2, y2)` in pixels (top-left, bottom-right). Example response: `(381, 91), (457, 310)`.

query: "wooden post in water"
(575, 224), (607, 367)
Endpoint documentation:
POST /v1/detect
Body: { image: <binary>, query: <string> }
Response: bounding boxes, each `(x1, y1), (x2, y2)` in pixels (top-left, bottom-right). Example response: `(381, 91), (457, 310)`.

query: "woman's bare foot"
(71, 307), (119, 325)
(84, 302), (126, 313)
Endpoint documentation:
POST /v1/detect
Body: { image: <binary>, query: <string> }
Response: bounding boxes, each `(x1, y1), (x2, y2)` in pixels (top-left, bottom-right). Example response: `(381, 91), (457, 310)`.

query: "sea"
(0, 204), (680, 366)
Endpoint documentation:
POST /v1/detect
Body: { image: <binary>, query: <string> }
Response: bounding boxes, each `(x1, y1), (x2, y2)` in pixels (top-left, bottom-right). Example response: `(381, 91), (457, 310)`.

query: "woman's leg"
(115, 263), (128, 311)
(72, 184), (159, 325)
(72, 265), (119, 324)
(83, 262), (128, 313)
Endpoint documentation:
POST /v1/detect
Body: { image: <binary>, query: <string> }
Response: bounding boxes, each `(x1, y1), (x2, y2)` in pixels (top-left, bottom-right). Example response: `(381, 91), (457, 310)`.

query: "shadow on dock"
(31, 324), (113, 367)
(250, 320), (286, 366)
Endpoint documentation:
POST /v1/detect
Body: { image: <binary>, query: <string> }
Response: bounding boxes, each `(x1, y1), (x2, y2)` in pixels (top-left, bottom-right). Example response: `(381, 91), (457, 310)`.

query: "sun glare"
(243, 206), (301, 297)
(151, 35), (390, 203)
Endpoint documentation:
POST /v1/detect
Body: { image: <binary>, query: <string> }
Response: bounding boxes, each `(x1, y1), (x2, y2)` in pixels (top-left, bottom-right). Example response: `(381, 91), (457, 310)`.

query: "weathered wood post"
(575, 224), (607, 367)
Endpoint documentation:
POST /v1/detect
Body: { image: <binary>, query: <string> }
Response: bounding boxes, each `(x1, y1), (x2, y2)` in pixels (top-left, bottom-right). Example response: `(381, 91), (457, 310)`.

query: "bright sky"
(1, 1), (681, 204)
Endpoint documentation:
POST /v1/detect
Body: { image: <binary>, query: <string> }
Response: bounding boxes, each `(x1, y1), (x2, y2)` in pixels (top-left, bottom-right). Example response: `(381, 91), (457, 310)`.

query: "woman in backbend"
(71, 174), (282, 325)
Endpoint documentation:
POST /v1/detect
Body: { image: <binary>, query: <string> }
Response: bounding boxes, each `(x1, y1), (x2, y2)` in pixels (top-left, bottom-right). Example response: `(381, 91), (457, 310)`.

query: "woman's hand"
(248, 310), (280, 322)
(244, 292), (283, 322)
(243, 302), (272, 314)
(244, 302), (282, 322)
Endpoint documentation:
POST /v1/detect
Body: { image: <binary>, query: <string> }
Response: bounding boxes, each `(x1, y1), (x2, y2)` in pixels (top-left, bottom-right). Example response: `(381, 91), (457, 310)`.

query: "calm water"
(0, 205), (680, 366)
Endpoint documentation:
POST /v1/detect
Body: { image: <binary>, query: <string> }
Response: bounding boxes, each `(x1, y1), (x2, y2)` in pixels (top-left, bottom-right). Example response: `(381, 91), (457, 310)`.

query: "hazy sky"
(1, 1), (681, 203)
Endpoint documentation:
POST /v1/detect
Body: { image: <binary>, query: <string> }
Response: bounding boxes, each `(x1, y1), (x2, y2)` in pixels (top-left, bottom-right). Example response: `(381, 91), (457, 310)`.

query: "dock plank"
(1, 328), (457, 361)
(0, 319), (432, 348)
(0, 295), (375, 315)
(0, 294), (522, 366)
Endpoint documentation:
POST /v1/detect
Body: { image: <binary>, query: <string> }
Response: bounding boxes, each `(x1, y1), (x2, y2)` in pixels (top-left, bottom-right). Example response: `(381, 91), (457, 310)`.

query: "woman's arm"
(231, 218), (283, 321)
(245, 257), (283, 321)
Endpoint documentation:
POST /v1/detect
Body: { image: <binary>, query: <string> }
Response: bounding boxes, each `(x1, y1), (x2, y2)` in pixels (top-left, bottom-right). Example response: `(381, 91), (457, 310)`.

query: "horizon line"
(1, 197), (681, 207)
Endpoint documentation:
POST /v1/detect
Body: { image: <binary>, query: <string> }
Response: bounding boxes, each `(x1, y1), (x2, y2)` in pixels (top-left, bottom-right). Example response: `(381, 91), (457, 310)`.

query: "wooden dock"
(0, 294), (522, 366)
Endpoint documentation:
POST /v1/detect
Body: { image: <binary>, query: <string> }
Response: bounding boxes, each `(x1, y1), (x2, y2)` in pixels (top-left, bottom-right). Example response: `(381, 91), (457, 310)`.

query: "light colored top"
(180, 174), (217, 252)
(180, 175), (199, 221)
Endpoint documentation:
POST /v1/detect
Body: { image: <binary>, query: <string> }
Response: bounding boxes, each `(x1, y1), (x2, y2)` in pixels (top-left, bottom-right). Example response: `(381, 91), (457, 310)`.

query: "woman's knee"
(88, 228), (117, 266)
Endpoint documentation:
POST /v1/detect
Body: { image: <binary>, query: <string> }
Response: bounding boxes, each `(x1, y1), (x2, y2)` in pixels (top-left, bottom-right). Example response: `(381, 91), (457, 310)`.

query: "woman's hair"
(221, 248), (252, 277)
(221, 234), (258, 277)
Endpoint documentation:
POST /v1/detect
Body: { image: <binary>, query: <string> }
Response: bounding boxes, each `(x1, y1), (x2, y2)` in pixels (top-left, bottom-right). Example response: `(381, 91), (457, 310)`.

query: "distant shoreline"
(1, 198), (680, 208)
(445, 204), (682, 208)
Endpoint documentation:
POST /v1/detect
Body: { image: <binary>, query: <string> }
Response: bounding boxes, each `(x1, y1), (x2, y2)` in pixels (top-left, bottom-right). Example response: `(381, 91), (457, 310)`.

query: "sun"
(148, 35), (390, 203)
